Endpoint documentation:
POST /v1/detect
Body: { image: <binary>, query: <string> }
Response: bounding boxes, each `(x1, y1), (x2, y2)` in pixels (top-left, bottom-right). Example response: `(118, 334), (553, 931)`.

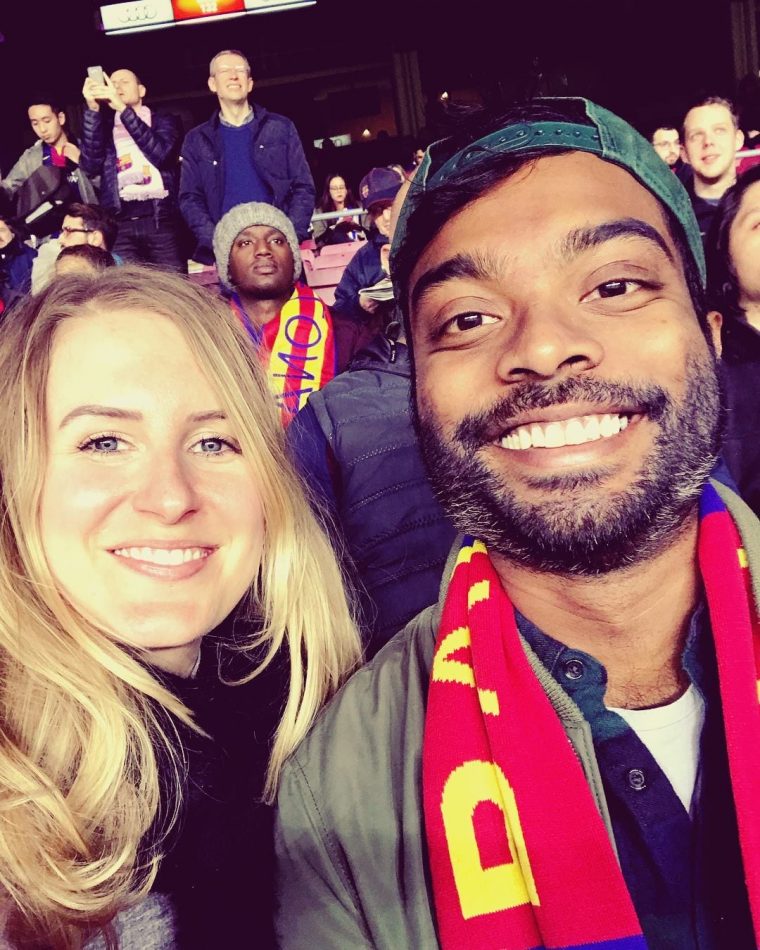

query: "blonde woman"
(0, 267), (360, 948)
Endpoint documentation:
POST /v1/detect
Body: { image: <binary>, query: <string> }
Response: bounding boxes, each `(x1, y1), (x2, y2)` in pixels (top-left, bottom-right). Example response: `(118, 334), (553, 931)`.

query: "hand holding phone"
(83, 66), (108, 111)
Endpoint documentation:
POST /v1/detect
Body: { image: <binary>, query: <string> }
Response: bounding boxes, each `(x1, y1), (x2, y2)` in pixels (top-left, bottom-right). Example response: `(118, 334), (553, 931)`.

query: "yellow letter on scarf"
(441, 760), (539, 918)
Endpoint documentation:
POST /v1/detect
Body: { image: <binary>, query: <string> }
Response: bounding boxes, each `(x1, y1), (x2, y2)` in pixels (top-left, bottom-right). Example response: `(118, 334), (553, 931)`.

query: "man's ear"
(58, 112), (66, 127)
(707, 310), (723, 358)
(736, 128), (745, 152)
(138, 84), (147, 101)
(208, 75), (217, 95)
(248, 77), (254, 95)
(88, 232), (105, 249)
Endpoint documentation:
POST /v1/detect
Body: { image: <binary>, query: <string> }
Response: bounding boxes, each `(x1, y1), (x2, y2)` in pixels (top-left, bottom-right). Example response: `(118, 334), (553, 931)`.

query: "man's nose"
(495, 305), (604, 383)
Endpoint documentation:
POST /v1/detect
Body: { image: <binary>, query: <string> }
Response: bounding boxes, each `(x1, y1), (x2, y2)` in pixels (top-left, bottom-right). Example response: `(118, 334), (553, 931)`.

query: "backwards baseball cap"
(359, 167), (402, 212)
(391, 97), (705, 286)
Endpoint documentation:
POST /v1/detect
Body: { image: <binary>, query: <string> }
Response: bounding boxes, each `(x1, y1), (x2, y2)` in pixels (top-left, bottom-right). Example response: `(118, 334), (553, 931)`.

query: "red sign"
(171, 0), (244, 19)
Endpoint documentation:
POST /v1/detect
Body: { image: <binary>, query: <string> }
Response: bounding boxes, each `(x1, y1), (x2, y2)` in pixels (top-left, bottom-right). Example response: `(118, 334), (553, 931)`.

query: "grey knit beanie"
(213, 202), (303, 289)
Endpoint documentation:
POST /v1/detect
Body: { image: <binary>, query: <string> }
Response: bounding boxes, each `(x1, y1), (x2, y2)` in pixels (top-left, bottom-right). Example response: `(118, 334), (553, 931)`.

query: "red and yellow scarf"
(229, 282), (336, 427)
(423, 482), (760, 949)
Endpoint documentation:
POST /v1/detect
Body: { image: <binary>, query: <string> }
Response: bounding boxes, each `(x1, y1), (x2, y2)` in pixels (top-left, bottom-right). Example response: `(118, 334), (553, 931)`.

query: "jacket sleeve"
(178, 132), (215, 254)
(78, 109), (108, 177)
(0, 147), (37, 198)
(282, 121), (316, 242)
(275, 757), (374, 949)
(120, 109), (182, 169)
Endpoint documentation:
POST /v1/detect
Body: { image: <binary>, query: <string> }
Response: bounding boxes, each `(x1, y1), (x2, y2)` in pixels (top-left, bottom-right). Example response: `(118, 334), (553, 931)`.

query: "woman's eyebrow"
(58, 407), (227, 430)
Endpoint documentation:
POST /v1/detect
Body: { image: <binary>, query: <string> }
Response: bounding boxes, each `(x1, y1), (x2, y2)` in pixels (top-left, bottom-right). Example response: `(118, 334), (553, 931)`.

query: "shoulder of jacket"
(289, 610), (436, 763)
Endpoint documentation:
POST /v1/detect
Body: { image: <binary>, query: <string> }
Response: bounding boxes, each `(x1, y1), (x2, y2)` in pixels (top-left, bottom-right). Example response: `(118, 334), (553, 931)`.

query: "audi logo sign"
(100, 0), (174, 31)
(100, 0), (314, 32)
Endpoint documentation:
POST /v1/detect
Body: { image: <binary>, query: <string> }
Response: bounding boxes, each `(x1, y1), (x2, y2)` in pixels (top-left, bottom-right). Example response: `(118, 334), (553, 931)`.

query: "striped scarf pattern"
(423, 481), (760, 949)
(230, 282), (336, 426)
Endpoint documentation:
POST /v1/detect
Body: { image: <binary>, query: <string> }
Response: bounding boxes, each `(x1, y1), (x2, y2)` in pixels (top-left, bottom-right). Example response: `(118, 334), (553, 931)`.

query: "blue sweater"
(220, 123), (272, 213)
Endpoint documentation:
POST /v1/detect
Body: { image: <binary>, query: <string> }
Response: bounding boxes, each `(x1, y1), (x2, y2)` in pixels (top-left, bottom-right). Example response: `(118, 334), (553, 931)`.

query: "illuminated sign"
(101, 0), (314, 32)
(172, 0), (244, 20)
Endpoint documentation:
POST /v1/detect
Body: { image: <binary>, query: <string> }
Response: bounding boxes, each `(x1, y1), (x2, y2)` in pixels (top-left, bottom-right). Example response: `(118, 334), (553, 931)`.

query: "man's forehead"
(28, 105), (56, 117)
(684, 104), (733, 130)
(446, 152), (664, 226)
(63, 216), (84, 228)
(216, 55), (247, 69)
(654, 128), (679, 141)
(112, 69), (138, 83)
(410, 154), (676, 281)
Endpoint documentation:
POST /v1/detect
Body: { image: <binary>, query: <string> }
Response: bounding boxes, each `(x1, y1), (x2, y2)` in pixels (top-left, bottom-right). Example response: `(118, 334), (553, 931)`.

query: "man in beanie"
(331, 166), (401, 324)
(276, 100), (760, 949)
(214, 201), (335, 425)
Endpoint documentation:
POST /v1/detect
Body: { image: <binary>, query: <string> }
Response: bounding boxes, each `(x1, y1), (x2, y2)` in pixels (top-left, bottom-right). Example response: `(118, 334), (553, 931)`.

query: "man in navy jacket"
(80, 69), (184, 270)
(179, 49), (315, 265)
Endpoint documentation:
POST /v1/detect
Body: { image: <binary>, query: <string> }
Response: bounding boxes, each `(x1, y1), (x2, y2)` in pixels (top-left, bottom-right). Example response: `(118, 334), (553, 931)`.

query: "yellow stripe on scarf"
(267, 287), (330, 415)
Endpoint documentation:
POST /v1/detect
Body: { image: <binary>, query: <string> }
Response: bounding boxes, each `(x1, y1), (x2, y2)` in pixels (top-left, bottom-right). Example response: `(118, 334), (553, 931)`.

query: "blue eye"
(192, 436), (240, 455)
(79, 435), (124, 453)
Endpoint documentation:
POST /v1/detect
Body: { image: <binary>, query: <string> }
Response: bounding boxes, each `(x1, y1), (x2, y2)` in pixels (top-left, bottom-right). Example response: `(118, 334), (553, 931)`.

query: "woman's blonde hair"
(0, 267), (361, 947)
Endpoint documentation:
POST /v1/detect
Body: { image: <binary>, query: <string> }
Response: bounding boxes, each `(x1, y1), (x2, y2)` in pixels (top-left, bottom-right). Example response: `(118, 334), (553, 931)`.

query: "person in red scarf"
(274, 101), (760, 950)
(213, 202), (336, 426)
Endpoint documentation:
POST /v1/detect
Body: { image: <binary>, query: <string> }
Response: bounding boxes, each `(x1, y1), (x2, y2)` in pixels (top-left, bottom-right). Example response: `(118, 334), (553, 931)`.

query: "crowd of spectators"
(1, 46), (760, 948)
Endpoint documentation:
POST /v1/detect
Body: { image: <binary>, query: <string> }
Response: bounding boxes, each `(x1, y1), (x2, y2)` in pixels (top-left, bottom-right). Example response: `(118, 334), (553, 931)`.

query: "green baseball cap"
(391, 97), (705, 286)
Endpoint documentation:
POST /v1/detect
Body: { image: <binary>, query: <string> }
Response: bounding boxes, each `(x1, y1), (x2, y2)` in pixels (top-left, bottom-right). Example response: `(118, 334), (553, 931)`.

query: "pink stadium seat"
(303, 240), (364, 308)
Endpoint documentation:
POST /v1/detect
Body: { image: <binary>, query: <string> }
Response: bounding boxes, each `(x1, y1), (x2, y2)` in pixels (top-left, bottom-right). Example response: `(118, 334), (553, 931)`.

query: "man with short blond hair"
(179, 48), (315, 263)
(682, 96), (744, 239)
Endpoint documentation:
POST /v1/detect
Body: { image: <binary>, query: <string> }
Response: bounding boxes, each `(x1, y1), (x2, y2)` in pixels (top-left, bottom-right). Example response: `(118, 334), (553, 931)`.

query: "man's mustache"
(453, 376), (669, 450)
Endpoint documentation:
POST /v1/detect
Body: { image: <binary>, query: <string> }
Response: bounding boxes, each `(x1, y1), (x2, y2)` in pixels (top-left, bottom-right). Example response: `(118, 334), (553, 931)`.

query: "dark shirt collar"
(515, 600), (712, 709)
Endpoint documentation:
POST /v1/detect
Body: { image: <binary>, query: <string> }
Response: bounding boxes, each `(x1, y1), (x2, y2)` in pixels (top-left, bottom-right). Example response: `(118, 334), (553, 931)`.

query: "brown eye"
(597, 280), (630, 298)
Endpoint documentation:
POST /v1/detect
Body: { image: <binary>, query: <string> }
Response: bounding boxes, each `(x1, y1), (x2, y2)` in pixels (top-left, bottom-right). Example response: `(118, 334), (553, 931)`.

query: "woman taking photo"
(312, 173), (363, 246)
(0, 267), (360, 948)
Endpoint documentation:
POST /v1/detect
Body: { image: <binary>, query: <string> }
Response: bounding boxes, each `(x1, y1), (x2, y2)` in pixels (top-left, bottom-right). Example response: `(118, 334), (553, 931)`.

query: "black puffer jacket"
(79, 106), (182, 213)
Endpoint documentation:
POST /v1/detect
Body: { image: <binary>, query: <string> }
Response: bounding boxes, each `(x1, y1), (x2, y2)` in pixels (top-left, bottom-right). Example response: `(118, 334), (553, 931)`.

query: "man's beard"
(415, 354), (724, 576)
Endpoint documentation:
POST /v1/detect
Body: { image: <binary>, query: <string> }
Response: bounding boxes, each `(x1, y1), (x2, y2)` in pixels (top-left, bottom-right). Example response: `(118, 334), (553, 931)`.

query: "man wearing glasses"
(31, 203), (118, 292)
(179, 49), (315, 265)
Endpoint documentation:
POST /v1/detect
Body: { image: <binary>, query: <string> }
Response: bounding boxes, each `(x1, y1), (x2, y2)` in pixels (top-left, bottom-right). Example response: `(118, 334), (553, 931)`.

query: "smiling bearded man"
(274, 100), (760, 950)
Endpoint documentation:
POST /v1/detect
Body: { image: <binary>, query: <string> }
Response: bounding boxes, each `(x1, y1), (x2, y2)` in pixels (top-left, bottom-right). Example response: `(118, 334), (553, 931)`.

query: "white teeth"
(564, 418), (586, 445)
(529, 423), (545, 447)
(544, 422), (564, 448)
(112, 547), (210, 565)
(498, 413), (631, 451)
(584, 416), (601, 441)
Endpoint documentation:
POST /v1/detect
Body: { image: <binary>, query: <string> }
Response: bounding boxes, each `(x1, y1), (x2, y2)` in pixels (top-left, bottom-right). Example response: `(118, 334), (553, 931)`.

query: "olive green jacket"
(274, 481), (760, 949)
